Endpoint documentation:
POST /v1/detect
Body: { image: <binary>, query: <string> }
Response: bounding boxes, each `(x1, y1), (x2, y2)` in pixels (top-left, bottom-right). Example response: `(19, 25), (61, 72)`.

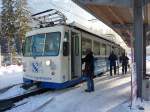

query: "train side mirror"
(63, 41), (69, 56)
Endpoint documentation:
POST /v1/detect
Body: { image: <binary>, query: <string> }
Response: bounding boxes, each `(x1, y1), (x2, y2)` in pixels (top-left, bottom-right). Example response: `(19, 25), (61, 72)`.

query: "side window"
(63, 32), (70, 56)
(106, 45), (111, 56)
(82, 37), (92, 55)
(75, 36), (79, 56)
(72, 32), (79, 56)
(100, 44), (106, 56)
(115, 48), (119, 56)
(64, 32), (69, 41)
(93, 41), (100, 55)
(112, 46), (115, 52)
(119, 48), (123, 55)
(113, 47), (117, 55)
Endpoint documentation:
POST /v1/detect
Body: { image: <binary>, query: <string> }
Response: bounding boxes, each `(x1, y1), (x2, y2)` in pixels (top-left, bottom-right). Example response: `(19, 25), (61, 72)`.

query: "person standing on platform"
(108, 51), (117, 76)
(82, 49), (95, 92)
(120, 52), (129, 74)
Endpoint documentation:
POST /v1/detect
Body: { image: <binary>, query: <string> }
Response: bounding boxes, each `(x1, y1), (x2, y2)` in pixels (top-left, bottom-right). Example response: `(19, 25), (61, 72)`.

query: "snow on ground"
(0, 85), (25, 99)
(110, 99), (150, 112)
(6, 85), (80, 112)
(38, 74), (130, 112)
(0, 64), (150, 112)
(7, 92), (55, 112)
(0, 65), (23, 90)
(6, 74), (131, 112)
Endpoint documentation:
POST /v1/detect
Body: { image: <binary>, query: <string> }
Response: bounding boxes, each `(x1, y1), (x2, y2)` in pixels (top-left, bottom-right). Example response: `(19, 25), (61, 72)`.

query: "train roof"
(66, 22), (121, 47)
(30, 9), (122, 49)
(28, 23), (122, 48)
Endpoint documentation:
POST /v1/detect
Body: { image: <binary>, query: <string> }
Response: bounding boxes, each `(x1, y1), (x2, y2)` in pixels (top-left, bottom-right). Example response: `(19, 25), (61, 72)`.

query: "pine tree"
(1, 0), (16, 61)
(1, 0), (30, 63)
(15, 0), (31, 54)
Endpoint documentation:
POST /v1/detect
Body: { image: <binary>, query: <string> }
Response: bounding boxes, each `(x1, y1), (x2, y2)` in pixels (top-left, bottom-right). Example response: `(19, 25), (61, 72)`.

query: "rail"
(0, 84), (48, 112)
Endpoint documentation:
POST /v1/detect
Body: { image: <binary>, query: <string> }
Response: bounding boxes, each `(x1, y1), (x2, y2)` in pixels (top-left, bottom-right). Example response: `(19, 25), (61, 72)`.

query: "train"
(22, 9), (124, 89)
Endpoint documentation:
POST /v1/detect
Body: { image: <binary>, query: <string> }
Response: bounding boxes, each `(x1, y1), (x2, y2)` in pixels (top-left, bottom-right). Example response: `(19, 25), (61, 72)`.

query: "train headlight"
(46, 60), (51, 66)
(46, 60), (56, 70)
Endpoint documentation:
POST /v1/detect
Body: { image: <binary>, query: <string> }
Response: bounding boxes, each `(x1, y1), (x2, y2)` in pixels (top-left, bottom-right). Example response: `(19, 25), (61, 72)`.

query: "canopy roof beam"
(74, 0), (150, 8)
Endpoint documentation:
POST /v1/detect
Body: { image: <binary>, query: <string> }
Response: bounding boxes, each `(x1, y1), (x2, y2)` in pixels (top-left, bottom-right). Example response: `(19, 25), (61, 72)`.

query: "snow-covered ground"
(0, 65), (149, 112)
(5, 74), (130, 112)
(0, 85), (25, 99)
(39, 75), (131, 112)
(110, 99), (150, 112)
(0, 65), (23, 90)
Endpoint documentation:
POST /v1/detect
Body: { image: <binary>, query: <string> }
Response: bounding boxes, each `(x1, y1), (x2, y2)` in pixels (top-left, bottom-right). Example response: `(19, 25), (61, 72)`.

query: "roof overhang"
(74, 0), (150, 8)
(72, 0), (150, 47)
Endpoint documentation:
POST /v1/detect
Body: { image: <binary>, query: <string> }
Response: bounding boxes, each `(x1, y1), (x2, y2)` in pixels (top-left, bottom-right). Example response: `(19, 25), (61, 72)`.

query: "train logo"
(32, 62), (39, 73)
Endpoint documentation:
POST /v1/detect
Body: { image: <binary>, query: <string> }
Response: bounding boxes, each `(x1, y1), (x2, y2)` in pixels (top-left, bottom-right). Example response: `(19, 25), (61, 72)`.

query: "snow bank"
(110, 99), (150, 112)
(0, 65), (23, 90)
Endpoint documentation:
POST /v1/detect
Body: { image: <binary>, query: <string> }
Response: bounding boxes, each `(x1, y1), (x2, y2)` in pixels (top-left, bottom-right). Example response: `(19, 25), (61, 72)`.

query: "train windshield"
(24, 32), (61, 56)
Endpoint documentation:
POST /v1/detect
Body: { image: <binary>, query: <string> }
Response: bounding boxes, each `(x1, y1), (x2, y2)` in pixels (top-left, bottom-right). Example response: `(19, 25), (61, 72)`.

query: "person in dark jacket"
(82, 49), (95, 92)
(108, 51), (117, 76)
(120, 52), (129, 74)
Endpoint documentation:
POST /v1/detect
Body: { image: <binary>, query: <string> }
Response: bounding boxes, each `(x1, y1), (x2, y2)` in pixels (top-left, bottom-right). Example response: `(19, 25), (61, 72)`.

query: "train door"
(71, 30), (81, 79)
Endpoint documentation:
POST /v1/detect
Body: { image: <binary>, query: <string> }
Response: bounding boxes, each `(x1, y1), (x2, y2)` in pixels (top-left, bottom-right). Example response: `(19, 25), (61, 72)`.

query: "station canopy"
(72, 0), (150, 47)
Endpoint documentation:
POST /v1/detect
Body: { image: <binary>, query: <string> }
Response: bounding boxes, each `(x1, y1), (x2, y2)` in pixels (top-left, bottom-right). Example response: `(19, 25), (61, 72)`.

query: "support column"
(133, 0), (144, 98)
(143, 25), (146, 79)
(142, 2), (150, 101)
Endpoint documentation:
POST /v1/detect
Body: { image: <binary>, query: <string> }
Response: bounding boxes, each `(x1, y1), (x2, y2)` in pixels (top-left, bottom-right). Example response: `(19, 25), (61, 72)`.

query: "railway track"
(0, 83), (23, 94)
(0, 84), (82, 112)
(0, 84), (48, 112)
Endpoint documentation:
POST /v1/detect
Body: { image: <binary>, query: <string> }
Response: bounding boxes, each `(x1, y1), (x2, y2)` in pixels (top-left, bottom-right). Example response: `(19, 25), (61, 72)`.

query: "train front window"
(44, 32), (61, 56)
(24, 37), (32, 56)
(32, 34), (45, 56)
(24, 32), (61, 57)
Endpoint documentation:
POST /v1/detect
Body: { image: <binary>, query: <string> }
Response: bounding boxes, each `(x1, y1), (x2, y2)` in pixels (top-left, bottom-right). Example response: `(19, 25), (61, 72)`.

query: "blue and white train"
(23, 10), (124, 89)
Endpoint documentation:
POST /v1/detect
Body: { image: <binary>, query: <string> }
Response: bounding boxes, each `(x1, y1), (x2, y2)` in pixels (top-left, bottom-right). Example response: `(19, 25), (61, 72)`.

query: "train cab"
(23, 25), (83, 89)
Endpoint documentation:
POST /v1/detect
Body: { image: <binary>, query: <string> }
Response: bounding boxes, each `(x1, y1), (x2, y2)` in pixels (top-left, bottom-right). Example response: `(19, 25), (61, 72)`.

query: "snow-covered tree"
(15, 0), (31, 54)
(0, 0), (30, 59)
(1, 0), (16, 58)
